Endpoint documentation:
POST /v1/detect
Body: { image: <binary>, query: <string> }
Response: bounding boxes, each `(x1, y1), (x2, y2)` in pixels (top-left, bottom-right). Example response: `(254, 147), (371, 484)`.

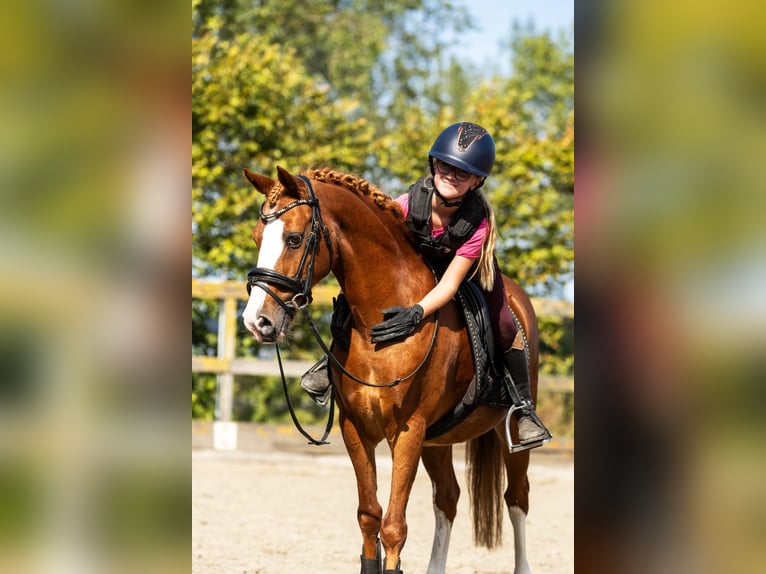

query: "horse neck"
(322, 189), (433, 320)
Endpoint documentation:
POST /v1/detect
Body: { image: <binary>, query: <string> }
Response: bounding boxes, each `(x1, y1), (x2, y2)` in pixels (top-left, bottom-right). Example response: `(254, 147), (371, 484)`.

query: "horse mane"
(305, 167), (405, 225)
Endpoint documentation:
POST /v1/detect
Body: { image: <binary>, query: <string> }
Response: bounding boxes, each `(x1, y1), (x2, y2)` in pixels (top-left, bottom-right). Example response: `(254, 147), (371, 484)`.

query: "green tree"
(505, 22), (574, 137)
(463, 27), (574, 298)
(192, 16), (373, 277)
(192, 0), (475, 184)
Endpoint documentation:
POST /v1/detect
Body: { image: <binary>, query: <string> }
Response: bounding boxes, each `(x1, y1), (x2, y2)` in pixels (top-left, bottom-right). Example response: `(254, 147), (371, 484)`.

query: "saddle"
(424, 280), (517, 440)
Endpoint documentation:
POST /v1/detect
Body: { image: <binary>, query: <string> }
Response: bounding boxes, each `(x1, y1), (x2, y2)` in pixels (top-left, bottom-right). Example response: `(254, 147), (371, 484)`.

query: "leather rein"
(246, 175), (439, 444)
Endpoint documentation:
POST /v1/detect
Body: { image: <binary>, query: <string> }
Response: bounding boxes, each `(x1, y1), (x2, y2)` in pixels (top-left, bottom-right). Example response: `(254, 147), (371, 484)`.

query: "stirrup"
(504, 403), (552, 453)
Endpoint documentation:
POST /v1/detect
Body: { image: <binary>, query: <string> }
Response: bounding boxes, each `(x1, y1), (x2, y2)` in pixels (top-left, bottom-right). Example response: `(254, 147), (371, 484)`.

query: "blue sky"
(453, 0), (574, 75)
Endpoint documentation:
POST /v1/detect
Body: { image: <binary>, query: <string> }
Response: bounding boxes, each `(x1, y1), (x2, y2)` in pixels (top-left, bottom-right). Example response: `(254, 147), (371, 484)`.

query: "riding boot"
(503, 348), (552, 448)
(300, 354), (331, 406)
(301, 293), (352, 406)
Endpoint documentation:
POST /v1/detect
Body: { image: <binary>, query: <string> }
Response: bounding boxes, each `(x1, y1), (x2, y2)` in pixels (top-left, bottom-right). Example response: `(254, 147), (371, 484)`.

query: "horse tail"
(465, 430), (505, 548)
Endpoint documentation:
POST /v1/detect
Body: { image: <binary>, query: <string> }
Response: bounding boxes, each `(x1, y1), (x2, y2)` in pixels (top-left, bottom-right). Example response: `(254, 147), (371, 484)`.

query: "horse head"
(241, 166), (333, 342)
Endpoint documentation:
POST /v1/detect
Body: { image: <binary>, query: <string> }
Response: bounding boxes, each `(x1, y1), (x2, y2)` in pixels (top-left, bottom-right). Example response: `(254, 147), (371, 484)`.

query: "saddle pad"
(425, 281), (508, 440)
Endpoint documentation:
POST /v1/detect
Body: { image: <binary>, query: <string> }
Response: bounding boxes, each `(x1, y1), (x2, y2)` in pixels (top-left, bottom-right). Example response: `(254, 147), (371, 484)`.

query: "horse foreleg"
(421, 445), (459, 574)
(499, 430), (532, 574)
(340, 417), (384, 569)
(381, 421), (426, 573)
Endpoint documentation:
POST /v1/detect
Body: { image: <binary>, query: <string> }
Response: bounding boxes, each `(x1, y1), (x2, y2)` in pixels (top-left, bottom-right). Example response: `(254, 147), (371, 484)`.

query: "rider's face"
(433, 160), (482, 202)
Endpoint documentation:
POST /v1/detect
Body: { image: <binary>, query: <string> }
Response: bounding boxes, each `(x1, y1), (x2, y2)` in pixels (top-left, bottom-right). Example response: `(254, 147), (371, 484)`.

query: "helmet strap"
(434, 186), (466, 208)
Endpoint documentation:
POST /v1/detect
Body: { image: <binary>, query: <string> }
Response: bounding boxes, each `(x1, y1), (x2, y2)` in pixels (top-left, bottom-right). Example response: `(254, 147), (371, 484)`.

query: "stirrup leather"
(504, 402), (552, 453)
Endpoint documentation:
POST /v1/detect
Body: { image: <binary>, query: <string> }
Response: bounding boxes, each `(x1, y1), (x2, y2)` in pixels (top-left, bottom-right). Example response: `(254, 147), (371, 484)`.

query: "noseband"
(246, 176), (333, 315)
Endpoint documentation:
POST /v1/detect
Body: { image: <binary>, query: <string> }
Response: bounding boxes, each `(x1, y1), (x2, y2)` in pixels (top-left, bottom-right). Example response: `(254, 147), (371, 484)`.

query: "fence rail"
(192, 279), (574, 425)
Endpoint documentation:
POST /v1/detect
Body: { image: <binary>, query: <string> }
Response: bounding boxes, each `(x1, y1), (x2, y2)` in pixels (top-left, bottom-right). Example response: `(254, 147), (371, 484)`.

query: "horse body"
(242, 166), (536, 574)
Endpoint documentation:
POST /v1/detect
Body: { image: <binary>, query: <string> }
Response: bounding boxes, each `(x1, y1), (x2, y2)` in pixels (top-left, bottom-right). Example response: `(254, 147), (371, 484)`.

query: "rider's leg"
(300, 293), (351, 406)
(486, 258), (550, 447)
(502, 343), (550, 444)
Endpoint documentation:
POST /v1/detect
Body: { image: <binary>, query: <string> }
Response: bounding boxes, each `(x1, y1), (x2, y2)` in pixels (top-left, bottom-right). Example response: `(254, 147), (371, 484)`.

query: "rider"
(301, 121), (550, 449)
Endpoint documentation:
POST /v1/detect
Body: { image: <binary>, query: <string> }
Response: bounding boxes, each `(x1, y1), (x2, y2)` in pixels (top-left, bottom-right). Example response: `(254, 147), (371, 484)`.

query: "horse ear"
(276, 166), (305, 199)
(243, 168), (274, 197)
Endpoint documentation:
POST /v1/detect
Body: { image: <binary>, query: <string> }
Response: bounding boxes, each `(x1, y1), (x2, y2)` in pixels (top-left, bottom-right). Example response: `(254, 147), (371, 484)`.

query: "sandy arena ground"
(192, 438), (573, 574)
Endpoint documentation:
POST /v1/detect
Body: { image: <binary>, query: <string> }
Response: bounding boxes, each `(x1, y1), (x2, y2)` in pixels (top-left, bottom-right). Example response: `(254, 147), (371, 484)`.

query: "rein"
(246, 174), (440, 443)
(300, 305), (439, 389)
(275, 343), (334, 445)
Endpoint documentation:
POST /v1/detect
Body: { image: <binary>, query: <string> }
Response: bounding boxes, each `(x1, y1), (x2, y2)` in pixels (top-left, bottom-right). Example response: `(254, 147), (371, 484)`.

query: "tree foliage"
(192, 16), (374, 275)
(192, 0), (476, 276)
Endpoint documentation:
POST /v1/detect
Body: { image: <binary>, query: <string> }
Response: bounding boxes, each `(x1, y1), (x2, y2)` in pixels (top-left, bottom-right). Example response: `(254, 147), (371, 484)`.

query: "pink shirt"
(396, 194), (488, 259)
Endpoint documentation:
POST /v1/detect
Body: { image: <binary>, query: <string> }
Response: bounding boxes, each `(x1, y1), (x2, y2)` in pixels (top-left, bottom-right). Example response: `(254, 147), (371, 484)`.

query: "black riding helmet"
(429, 121), (496, 178)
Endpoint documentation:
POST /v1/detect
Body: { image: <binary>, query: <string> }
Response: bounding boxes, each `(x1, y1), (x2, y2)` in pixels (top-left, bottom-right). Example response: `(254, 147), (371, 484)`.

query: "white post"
(214, 296), (238, 450)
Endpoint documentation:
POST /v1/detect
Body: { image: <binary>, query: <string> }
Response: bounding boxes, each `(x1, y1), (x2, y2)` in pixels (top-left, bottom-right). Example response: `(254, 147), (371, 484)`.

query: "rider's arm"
(415, 255), (475, 318)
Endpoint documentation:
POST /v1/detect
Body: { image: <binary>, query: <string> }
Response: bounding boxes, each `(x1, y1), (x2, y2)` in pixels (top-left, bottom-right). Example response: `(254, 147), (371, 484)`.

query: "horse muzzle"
(242, 286), (296, 342)
(244, 307), (293, 343)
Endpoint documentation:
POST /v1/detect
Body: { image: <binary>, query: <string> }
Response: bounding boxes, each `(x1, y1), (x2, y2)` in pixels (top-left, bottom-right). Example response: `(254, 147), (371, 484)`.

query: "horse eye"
(286, 233), (303, 248)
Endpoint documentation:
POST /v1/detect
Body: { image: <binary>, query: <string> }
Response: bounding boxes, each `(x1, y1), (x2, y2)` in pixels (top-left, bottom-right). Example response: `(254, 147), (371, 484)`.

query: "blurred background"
(576, 1), (766, 573)
(0, 1), (188, 573)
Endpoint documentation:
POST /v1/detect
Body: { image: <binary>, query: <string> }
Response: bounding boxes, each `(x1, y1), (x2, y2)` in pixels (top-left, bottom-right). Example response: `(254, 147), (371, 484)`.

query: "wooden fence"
(192, 278), (574, 429)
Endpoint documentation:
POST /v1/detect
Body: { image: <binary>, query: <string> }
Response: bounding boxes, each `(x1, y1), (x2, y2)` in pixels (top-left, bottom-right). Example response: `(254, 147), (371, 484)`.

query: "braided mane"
(305, 167), (404, 222)
(265, 183), (283, 205)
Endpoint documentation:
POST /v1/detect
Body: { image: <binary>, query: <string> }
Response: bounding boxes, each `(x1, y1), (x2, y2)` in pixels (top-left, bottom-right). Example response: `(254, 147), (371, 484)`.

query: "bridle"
(246, 175), (333, 315)
(245, 175), (438, 444)
(245, 175), (335, 445)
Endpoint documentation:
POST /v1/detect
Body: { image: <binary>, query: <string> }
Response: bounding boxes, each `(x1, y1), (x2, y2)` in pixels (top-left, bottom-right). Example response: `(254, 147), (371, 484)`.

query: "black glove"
(370, 304), (424, 344)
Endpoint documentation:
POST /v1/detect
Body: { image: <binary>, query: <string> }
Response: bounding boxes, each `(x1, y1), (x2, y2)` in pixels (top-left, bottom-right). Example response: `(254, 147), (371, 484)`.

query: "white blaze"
(242, 220), (284, 334)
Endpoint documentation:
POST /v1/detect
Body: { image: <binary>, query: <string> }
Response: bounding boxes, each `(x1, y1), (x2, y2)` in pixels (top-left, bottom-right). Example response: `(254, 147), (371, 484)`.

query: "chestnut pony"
(242, 166), (540, 574)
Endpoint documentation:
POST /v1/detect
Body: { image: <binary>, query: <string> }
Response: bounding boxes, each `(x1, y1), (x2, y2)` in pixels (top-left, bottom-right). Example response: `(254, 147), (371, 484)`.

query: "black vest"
(405, 176), (487, 271)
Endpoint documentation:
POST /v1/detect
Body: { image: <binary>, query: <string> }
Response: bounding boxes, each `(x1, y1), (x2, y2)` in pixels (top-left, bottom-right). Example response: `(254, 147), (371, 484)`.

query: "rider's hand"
(370, 304), (424, 344)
